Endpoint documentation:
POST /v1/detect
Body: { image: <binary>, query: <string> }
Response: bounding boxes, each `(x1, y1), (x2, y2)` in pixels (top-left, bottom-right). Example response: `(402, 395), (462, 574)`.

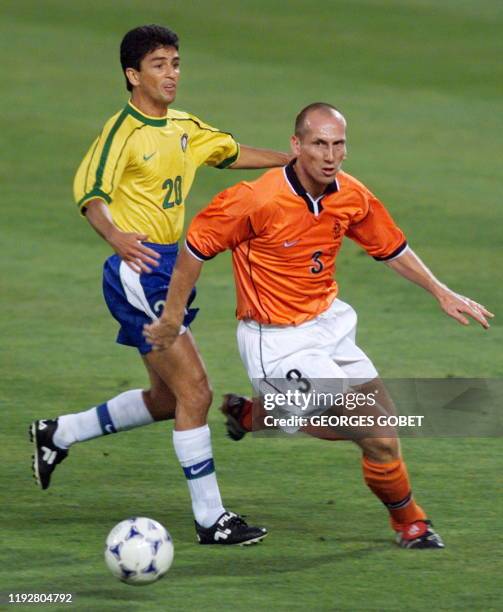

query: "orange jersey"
(186, 162), (407, 325)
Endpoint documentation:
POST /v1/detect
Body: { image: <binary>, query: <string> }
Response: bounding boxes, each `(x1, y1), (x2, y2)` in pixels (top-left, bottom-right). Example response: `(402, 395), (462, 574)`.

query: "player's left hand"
(436, 289), (494, 329)
(142, 318), (181, 351)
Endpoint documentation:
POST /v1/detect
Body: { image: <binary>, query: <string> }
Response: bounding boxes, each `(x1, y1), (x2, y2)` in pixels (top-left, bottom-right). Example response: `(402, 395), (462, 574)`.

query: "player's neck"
(129, 92), (169, 118)
(293, 165), (325, 199)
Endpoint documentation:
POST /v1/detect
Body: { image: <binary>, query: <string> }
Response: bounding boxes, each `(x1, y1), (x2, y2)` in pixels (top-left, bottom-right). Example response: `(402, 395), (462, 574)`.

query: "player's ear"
(125, 67), (140, 89)
(290, 135), (301, 156)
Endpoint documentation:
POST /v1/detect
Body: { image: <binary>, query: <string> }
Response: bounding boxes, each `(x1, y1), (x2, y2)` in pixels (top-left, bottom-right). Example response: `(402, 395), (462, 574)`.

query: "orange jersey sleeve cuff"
(372, 240), (408, 261)
(185, 239), (215, 261)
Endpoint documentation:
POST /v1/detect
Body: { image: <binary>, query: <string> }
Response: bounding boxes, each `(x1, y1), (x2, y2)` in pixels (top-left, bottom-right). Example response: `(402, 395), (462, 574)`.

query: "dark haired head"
(295, 102), (341, 138)
(120, 25), (179, 91)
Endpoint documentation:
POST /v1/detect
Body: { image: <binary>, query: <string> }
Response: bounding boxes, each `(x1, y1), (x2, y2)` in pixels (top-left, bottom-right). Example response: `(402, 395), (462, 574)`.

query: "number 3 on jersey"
(310, 251), (324, 274)
(162, 175), (183, 209)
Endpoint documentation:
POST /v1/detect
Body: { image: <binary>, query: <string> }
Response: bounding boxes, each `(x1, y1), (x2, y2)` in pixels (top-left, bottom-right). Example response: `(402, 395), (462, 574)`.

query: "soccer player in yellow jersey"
(31, 24), (290, 545)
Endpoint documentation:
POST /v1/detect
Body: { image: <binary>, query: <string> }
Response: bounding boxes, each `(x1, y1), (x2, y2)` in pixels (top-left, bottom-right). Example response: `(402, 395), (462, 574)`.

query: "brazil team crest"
(181, 133), (188, 152)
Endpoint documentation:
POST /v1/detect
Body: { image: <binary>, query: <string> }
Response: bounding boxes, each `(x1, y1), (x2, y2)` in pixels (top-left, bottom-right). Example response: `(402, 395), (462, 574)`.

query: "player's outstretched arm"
(230, 144), (292, 169)
(143, 247), (204, 351)
(85, 199), (160, 274)
(385, 248), (494, 329)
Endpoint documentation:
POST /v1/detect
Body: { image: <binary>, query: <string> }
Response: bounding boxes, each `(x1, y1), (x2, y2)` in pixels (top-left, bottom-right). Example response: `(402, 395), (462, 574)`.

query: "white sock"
(172, 425), (225, 528)
(53, 389), (154, 449)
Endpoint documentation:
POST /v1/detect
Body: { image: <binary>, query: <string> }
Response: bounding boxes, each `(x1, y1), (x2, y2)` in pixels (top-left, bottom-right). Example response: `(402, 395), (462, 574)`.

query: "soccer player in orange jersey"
(144, 103), (493, 548)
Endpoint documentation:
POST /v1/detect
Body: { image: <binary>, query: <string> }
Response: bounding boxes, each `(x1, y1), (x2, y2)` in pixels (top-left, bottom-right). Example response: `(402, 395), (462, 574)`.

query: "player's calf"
(142, 388), (176, 421)
(357, 436), (400, 463)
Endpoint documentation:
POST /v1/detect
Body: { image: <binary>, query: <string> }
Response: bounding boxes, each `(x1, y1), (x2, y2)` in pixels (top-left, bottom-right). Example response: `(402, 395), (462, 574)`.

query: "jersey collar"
(126, 101), (168, 127)
(284, 160), (339, 216)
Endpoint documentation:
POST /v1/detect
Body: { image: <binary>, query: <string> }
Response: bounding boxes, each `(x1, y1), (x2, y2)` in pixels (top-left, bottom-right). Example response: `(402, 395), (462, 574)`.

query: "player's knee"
(182, 376), (213, 415)
(359, 437), (400, 463)
(198, 379), (213, 412)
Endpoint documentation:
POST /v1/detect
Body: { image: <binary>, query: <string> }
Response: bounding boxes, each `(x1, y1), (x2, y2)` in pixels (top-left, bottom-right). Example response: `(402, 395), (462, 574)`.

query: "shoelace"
(222, 513), (248, 528)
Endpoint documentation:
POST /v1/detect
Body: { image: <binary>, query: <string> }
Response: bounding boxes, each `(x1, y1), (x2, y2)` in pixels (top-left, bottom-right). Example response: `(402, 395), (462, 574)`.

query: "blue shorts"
(102, 242), (198, 354)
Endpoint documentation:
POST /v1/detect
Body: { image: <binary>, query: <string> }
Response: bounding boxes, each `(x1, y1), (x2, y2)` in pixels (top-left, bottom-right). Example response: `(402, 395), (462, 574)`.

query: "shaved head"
(290, 102), (347, 198)
(295, 103), (345, 139)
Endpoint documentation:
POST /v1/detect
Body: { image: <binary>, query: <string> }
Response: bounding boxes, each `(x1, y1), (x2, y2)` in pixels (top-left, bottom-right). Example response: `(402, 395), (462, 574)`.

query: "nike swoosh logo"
(143, 152), (157, 161)
(283, 240), (300, 247)
(190, 461), (211, 475)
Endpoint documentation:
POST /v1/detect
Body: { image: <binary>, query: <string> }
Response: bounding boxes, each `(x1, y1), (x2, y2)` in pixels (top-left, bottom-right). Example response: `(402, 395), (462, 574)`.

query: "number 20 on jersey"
(162, 175), (183, 209)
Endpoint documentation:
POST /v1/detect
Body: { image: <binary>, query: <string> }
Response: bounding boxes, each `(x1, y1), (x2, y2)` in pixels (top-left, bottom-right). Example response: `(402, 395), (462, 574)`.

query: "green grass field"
(1, 1), (502, 610)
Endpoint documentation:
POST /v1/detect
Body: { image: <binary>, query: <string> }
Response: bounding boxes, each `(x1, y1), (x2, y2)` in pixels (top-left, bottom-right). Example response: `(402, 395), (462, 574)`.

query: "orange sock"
(362, 456), (426, 531)
(240, 399), (254, 431)
(243, 398), (271, 432)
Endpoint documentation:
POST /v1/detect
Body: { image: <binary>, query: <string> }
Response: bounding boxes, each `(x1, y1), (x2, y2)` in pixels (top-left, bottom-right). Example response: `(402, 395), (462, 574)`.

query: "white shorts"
(237, 298), (378, 416)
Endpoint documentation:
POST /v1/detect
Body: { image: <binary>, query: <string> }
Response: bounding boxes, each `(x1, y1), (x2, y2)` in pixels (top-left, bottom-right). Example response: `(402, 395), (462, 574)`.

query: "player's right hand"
(436, 289), (494, 329)
(109, 231), (161, 274)
(142, 317), (180, 351)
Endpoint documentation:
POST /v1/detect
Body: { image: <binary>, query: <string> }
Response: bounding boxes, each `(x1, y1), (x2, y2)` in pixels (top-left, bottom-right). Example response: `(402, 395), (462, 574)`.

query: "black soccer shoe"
(195, 512), (268, 546)
(30, 419), (68, 490)
(220, 394), (251, 441)
(396, 520), (445, 549)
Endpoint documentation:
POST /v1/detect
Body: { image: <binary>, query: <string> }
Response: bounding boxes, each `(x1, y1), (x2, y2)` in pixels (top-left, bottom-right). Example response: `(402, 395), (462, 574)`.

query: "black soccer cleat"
(220, 394), (251, 441)
(195, 511), (268, 546)
(30, 419), (68, 490)
(396, 520), (445, 549)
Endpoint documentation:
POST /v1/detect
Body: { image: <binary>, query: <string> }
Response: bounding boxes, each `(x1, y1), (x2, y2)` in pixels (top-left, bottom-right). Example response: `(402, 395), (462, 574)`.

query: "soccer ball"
(104, 517), (174, 585)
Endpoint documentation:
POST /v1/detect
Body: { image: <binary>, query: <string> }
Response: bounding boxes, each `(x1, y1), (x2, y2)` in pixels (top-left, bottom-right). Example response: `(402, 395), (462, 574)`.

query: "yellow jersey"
(73, 101), (239, 244)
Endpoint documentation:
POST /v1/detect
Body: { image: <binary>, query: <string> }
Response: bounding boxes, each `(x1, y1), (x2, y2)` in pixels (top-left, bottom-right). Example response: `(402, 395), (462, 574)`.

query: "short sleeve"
(346, 189), (407, 261)
(73, 109), (132, 214)
(185, 115), (239, 169)
(185, 182), (257, 260)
